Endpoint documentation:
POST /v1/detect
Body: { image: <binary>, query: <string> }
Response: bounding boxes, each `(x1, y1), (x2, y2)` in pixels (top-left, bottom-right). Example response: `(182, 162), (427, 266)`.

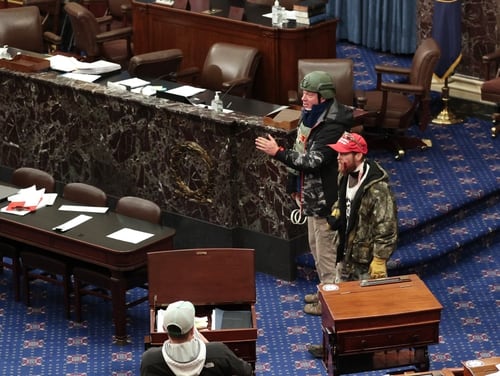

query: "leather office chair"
(480, 48), (500, 138)
(23, 0), (61, 34)
(0, 6), (61, 54)
(83, 0), (132, 28)
(288, 58), (356, 107)
(228, 6), (245, 20)
(173, 0), (188, 9)
(72, 196), (161, 322)
(128, 49), (183, 81)
(62, 182), (107, 206)
(20, 182), (107, 319)
(361, 38), (441, 160)
(0, 167), (55, 302)
(188, 0), (210, 12)
(64, 1), (132, 66)
(177, 42), (261, 98)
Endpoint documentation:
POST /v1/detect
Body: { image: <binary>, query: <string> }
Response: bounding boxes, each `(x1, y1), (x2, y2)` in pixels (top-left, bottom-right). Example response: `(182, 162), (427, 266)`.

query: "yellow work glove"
(369, 256), (387, 279)
(327, 207), (340, 230)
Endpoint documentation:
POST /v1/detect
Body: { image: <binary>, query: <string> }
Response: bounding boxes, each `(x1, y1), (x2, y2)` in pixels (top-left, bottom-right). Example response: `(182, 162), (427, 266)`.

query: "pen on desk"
(226, 102), (232, 109)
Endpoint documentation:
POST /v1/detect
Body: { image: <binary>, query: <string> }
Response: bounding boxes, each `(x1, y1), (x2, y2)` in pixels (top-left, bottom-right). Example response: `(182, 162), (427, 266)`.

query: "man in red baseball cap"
(327, 131), (398, 282)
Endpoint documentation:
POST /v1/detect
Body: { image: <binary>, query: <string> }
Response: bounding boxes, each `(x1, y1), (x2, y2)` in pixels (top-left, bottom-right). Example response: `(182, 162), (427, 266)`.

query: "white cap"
(163, 300), (195, 337)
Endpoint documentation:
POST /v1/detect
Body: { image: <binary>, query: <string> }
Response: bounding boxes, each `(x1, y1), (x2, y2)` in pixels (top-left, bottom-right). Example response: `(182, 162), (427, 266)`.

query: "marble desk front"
(0, 68), (307, 279)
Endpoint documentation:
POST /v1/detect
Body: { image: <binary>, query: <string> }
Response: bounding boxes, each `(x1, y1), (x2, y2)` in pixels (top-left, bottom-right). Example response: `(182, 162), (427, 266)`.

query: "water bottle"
(272, 0), (282, 27)
(211, 91), (223, 113)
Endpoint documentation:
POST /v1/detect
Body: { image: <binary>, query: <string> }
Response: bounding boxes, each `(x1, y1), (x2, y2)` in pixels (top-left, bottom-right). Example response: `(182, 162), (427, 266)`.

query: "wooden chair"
(480, 48), (500, 138)
(228, 6), (245, 20)
(64, 1), (132, 65)
(72, 196), (161, 322)
(0, 6), (61, 54)
(361, 38), (441, 160)
(0, 167), (55, 301)
(288, 58), (356, 107)
(128, 49), (183, 81)
(20, 182), (107, 319)
(177, 42), (261, 98)
(188, 0), (209, 12)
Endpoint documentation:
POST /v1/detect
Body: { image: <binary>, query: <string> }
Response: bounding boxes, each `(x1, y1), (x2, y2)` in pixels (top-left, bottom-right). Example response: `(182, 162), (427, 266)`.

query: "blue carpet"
(1, 42), (499, 375)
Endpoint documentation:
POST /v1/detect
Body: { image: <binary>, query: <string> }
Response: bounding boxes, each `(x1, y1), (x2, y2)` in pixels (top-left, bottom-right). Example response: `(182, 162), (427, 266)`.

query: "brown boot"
(304, 292), (319, 304)
(303, 301), (322, 315)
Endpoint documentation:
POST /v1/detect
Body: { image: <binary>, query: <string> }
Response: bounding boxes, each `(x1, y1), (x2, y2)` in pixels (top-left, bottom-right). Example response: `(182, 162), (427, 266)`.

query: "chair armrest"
(96, 26), (132, 44)
(222, 77), (251, 89)
(374, 64), (411, 76)
(482, 49), (500, 80)
(43, 31), (62, 46)
(380, 82), (425, 96)
(175, 66), (201, 81)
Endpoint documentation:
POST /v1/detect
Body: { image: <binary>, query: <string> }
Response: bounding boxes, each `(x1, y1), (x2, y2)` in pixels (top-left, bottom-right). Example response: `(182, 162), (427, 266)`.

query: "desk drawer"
(338, 323), (439, 353)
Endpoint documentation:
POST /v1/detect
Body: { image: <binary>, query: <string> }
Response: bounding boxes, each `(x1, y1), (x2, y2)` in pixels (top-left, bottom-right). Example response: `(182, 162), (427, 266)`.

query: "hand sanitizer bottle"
(211, 91), (223, 113)
(272, 0), (282, 27)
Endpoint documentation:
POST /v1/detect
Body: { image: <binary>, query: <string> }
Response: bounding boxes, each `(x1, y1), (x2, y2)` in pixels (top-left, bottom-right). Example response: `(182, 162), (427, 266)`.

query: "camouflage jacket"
(331, 160), (398, 264)
(274, 99), (353, 217)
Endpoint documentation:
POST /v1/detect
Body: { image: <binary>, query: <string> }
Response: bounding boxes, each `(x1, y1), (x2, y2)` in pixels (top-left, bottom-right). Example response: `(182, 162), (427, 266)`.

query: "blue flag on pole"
(431, 0), (462, 80)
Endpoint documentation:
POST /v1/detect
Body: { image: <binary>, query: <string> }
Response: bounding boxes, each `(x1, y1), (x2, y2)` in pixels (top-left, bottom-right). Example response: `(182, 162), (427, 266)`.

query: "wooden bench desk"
(319, 274), (442, 375)
(0, 192), (176, 344)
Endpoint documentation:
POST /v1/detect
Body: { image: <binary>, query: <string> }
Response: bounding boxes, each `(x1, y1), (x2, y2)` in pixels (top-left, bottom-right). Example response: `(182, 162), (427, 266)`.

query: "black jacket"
(274, 99), (353, 217)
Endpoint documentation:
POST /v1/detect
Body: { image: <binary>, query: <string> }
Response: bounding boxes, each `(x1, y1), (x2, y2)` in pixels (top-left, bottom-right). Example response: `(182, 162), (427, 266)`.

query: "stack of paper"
(1, 185), (57, 216)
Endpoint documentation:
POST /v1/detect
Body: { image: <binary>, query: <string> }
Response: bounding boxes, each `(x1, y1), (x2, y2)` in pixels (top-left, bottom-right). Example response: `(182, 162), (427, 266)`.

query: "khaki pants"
(307, 216), (337, 284)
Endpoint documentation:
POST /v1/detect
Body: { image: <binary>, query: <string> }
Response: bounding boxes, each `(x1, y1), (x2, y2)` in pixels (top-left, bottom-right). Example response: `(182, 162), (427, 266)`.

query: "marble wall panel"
(417, 0), (499, 79)
(0, 69), (304, 243)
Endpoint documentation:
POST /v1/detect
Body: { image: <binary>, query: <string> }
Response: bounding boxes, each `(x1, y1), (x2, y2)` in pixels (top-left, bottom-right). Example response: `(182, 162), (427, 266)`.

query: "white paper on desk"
(0, 205), (31, 216)
(106, 227), (154, 244)
(8, 185), (45, 207)
(58, 205), (109, 213)
(39, 192), (57, 206)
(61, 72), (101, 82)
(166, 85), (206, 97)
(113, 77), (151, 89)
(52, 214), (92, 232)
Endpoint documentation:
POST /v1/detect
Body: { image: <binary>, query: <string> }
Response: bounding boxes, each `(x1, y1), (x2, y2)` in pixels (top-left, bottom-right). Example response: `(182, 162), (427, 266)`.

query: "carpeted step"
(296, 199), (500, 282)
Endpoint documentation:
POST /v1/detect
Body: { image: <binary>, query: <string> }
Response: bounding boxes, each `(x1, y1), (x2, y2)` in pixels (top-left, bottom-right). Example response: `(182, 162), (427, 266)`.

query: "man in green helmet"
(255, 71), (354, 315)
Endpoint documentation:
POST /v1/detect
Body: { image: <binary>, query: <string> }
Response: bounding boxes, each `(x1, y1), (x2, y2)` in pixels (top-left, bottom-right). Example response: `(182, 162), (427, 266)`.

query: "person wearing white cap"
(140, 300), (253, 376)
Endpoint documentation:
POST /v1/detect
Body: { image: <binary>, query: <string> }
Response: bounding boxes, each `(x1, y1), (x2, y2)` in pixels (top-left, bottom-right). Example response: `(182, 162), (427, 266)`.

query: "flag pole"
(431, 0), (463, 126)
(432, 76), (463, 125)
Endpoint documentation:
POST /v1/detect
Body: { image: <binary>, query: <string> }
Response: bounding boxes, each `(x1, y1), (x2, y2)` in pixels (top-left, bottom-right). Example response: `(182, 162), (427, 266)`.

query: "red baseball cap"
(328, 132), (368, 154)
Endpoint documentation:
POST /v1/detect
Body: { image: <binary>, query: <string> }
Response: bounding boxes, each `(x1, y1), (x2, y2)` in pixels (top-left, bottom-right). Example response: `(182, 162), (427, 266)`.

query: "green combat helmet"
(300, 71), (336, 99)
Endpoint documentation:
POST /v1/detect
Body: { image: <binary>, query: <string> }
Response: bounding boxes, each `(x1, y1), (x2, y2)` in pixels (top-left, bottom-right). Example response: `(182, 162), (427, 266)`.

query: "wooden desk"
(131, 0), (337, 104)
(0, 195), (176, 344)
(319, 274), (442, 375)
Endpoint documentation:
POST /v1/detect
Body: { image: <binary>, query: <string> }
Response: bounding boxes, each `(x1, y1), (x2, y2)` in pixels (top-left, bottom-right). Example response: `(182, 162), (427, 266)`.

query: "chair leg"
(12, 255), (21, 301)
(74, 277), (83, 322)
(22, 266), (31, 307)
(63, 271), (71, 320)
(492, 113), (499, 138)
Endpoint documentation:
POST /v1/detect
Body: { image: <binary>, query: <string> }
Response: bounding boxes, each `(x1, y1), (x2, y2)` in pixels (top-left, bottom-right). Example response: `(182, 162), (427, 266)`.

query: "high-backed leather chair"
(288, 58), (355, 106)
(362, 38), (441, 160)
(480, 48), (500, 138)
(0, 167), (55, 302)
(23, 0), (61, 34)
(177, 42), (261, 98)
(128, 49), (183, 81)
(64, 1), (132, 65)
(84, 0), (132, 28)
(72, 196), (161, 322)
(0, 6), (61, 53)
(20, 182), (107, 319)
